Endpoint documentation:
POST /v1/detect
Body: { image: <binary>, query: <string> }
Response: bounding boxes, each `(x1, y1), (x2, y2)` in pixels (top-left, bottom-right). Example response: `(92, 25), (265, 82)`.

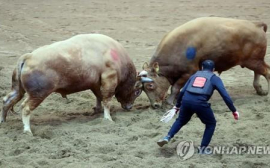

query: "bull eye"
(146, 83), (155, 90)
(135, 90), (142, 96)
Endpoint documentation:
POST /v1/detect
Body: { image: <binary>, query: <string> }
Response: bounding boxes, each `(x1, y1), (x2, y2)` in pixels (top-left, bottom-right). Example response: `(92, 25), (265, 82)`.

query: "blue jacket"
(176, 70), (237, 112)
(186, 71), (215, 96)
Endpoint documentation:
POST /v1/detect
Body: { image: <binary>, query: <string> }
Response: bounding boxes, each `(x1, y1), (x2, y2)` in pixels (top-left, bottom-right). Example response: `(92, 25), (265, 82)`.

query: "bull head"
(137, 62), (171, 109)
(134, 70), (154, 94)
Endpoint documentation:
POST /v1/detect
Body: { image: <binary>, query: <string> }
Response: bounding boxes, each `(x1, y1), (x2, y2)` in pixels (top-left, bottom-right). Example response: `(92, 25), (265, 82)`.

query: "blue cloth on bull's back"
(186, 47), (196, 60)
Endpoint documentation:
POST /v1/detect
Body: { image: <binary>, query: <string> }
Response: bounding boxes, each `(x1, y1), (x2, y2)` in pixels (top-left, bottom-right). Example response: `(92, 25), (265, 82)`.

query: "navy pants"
(168, 101), (216, 147)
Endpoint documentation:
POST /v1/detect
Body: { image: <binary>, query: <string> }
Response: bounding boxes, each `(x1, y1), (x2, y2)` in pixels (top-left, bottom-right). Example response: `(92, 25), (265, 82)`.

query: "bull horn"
(138, 70), (148, 77)
(141, 77), (153, 83)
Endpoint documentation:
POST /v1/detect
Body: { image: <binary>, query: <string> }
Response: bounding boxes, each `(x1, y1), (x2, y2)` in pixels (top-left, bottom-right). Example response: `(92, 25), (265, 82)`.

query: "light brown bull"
(1, 34), (142, 134)
(138, 17), (268, 108)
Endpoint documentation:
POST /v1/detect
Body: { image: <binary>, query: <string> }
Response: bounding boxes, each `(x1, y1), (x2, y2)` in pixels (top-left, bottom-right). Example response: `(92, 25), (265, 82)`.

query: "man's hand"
(233, 111), (239, 120)
(173, 106), (180, 114)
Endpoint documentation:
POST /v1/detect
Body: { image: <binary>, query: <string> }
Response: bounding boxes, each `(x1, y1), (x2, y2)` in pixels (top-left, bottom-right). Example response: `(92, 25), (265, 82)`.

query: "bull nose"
(153, 103), (161, 109)
(125, 104), (133, 110)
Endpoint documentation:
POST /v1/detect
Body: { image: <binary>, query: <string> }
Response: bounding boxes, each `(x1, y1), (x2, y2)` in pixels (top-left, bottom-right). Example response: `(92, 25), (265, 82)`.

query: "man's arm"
(212, 76), (237, 112)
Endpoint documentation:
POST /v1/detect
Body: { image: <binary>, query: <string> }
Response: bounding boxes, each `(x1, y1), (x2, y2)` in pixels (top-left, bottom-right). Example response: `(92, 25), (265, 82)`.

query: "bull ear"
(134, 81), (143, 89)
(153, 62), (159, 74)
(142, 62), (149, 70)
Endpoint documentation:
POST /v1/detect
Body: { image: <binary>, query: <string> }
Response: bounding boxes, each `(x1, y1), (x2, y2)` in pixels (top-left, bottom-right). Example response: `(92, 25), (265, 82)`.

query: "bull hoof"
(0, 116), (5, 123)
(23, 130), (33, 136)
(103, 116), (114, 122)
(10, 110), (20, 116)
(163, 103), (173, 110)
(93, 107), (102, 114)
(257, 90), (268, 96)
(163, 100), (174, 109)
(65, 98), (71, 104)
(165, 99), (174, 106)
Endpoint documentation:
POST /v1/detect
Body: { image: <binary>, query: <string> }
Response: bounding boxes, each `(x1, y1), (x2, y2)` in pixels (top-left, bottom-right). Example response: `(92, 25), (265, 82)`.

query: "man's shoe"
(157, 136), (171, 147)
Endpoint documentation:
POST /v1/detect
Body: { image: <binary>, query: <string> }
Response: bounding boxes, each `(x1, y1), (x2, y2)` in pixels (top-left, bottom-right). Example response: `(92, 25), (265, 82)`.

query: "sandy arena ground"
(0, 0), (270, 167)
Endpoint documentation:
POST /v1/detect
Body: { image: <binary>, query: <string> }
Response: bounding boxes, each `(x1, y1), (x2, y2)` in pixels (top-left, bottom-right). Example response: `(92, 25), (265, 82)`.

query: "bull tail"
(12, 53), (31, 91)
(254, 22), (268, 32)
(1, 53), (31, 122)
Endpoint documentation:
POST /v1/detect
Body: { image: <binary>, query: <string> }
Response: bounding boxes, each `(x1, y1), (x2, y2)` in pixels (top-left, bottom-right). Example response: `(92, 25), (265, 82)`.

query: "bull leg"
(103, 100), (113, 121)
(253, 73), (267, 95)
(10, 107), (18, 115)
(1, 90), (25, 122)
(91, 89), (102, 114)
(100, 70), (118, 121)
(166, 84), (181, 105)
(166, 75), (191, 105)
(253, 72), (269, 96)
(20, 97), (32, 135)
(245, 62), (270, 95)
(20, 95), (47, 135)
(243, 46), (270, 95)
(262, 70), (270, 95)
(95, 97), (102, 114)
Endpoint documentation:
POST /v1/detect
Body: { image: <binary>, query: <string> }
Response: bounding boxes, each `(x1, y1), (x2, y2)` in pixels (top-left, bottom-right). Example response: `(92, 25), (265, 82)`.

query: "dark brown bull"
(1, 34), (142, 135)
(138, 17), (268, 108)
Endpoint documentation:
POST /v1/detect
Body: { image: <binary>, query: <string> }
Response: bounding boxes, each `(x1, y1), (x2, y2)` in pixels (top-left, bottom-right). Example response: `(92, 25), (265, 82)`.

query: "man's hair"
(202, 60), (215, 71)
